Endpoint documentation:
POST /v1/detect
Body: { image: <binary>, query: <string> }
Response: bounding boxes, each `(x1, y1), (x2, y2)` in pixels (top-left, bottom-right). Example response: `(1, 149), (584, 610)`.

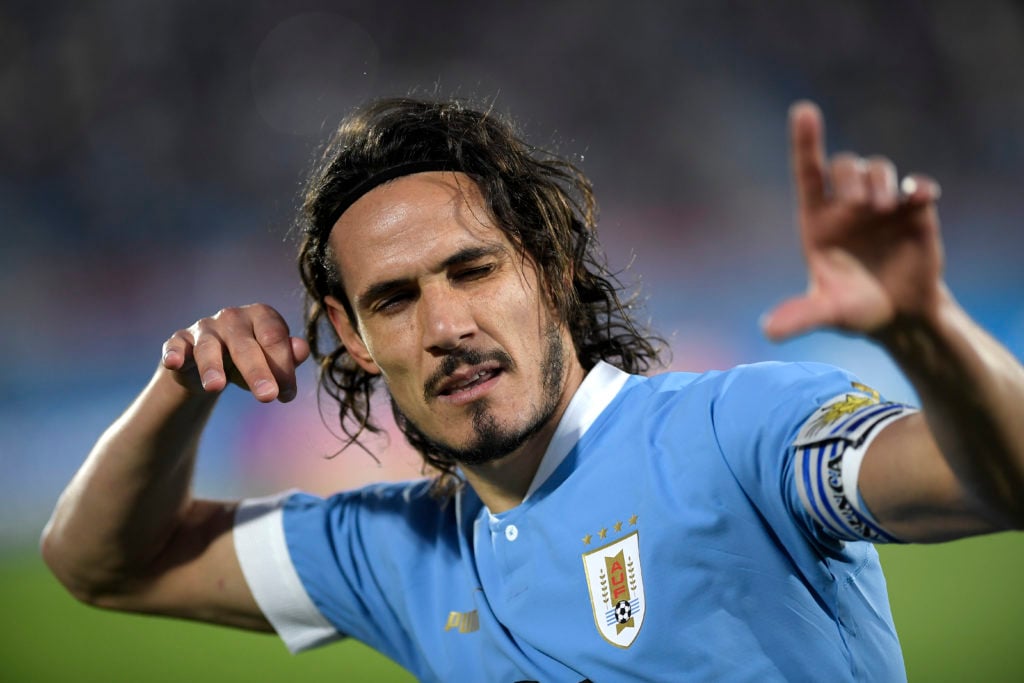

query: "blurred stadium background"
(1, 1), (1022, 680)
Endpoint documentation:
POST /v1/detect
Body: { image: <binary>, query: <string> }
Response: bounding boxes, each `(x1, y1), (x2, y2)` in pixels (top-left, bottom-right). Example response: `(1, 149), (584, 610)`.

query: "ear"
(324, 295), (381, 375)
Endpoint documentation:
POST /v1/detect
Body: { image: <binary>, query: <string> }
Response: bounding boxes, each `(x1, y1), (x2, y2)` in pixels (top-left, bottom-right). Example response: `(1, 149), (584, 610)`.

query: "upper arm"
(857, 413), (1001, 543)
(90, 499), (272, 632)
(715, 362), (1003, 546)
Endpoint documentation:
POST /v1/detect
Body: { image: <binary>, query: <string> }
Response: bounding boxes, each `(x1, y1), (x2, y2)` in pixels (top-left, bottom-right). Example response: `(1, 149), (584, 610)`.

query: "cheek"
(499, 263), (551, 323)
(360, 323), (416, 378)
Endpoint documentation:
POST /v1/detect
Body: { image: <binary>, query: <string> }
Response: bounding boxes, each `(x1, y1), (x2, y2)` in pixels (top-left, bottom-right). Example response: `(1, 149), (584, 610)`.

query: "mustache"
(423, 348), (515, 399)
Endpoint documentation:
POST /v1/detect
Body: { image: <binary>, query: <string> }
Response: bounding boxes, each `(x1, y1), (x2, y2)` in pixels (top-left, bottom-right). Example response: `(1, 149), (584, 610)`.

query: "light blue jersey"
(236, 361), (912, 682)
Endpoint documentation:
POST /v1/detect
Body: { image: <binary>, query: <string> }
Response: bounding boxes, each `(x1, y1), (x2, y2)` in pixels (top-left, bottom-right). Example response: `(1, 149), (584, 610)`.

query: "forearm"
(41, 366), (221, 600)
(878, 286), (1024, 529)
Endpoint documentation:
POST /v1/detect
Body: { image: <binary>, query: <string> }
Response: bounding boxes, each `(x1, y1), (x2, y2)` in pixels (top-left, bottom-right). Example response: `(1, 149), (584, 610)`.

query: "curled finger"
(829, 152), (870, 206)
(162, 329), (195, 371)
(212, 305), (295, 402)
(190, 319), (230, 393)
(866, 156), (899, 212)
(249, 305), (301, 402)
(900, 173), (942, 206)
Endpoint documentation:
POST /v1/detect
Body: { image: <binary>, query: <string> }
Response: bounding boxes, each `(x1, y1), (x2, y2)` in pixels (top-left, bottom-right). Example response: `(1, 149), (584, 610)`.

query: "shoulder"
(285, 478), (450, 528)
(623, 361), (854, 405)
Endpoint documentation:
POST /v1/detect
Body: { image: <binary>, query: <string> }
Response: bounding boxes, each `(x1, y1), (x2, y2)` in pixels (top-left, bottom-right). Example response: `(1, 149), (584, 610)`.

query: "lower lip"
(437, 371), (502, 407)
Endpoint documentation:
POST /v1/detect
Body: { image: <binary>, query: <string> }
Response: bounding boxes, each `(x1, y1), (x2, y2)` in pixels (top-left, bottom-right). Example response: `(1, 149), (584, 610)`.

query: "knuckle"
(831, 151), (861, 165)
(256, 323), (290, 348)
(164, 329), (189, 347)
(193, 335), (222, 351)
(844, 193), (872, 210)
(192, 316), (219, 334)
(244, 302), (281, 320)
(867, 158), (896, 179)
(213, 306), (242, 322)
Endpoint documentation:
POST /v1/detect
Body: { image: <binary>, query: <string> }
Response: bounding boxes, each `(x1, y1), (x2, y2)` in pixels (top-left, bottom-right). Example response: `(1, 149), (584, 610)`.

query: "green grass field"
(2, 534), (1021, 681)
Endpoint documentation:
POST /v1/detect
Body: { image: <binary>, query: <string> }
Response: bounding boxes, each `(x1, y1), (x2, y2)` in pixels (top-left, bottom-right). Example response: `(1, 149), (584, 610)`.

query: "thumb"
(761, 294), (833, 342)
(291, 337), (312, 365)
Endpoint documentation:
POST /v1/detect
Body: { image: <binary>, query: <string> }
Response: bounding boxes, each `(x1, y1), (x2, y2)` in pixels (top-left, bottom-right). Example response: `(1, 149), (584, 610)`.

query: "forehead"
(326, 171), (511, 286)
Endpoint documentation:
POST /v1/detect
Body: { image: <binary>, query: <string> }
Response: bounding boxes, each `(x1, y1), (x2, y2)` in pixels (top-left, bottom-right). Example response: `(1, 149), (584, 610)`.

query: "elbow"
(39, 521), (115, 608)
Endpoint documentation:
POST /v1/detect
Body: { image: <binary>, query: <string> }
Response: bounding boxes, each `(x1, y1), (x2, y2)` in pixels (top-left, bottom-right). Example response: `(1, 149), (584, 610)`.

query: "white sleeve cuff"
(234, 491), (342, 653)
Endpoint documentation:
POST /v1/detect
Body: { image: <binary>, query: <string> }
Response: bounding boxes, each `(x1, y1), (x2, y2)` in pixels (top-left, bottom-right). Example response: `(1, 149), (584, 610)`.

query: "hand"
(762, 101), (946, 342)
(161, 304), (311, 403)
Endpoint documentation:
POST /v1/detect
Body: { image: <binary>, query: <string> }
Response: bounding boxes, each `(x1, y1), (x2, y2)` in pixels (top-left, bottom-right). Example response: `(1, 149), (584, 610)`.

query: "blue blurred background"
(1, 0), (1022, 677)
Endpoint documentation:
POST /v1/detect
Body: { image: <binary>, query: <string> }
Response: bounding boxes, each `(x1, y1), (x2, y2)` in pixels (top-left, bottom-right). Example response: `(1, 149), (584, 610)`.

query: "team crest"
(582, 530), (645, 648)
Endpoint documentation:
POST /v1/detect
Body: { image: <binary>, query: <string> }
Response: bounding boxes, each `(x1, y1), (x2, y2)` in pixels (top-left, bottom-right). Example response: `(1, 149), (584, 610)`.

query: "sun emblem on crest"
(798, 382), (883, 442)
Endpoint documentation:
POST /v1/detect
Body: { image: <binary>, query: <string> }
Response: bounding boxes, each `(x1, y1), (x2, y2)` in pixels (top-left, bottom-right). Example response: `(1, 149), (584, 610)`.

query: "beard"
(391, 324), (567, 468)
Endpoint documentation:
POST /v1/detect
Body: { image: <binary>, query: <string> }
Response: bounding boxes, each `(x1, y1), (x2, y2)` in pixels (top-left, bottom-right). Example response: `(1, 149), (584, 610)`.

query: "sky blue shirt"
(235, 361), (908, 682)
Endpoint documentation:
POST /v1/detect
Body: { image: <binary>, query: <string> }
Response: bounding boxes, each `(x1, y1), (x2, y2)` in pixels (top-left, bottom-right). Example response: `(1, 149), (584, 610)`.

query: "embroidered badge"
(582, 529), (645, 648)
(794, 382), (900, 447)
(792, 381), (916, 543)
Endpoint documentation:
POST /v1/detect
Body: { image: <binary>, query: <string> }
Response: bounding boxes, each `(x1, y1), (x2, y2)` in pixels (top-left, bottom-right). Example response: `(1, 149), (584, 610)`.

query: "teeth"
(452, 370), (489, 391)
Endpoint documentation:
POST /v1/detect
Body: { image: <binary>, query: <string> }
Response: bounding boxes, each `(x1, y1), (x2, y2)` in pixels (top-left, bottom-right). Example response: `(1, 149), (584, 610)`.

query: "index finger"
(789, 100), (827, 209)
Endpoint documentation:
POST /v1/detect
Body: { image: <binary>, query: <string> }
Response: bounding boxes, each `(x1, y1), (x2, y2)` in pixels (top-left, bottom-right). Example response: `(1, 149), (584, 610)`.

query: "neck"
(462, 359), (586, 513)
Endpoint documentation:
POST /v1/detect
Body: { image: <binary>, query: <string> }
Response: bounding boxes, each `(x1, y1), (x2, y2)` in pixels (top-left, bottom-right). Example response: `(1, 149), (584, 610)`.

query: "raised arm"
(41, 304), (309, 628)
(762, 102), (1024, 542)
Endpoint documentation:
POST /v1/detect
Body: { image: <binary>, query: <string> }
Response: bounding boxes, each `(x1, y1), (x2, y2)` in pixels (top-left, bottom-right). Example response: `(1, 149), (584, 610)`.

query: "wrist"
(874, 284), (971, 388)
(147, 364), (222, 414)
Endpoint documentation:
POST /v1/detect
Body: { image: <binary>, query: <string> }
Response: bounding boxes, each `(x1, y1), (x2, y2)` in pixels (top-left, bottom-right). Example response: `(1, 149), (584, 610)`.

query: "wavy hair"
(298, 97), (665, 496)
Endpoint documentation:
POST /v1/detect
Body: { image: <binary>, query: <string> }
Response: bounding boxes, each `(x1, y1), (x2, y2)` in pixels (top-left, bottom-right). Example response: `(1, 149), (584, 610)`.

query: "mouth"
(433, 362), (505, 404)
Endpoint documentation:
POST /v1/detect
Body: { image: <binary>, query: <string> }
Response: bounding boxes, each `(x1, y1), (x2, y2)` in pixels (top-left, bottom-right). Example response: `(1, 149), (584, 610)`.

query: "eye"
(453, 263), (495, 281)
(373, 291), (414, 314)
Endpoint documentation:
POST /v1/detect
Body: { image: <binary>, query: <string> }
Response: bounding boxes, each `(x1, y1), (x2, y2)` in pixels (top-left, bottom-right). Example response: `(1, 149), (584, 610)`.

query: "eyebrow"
(355, 244), (506, 311)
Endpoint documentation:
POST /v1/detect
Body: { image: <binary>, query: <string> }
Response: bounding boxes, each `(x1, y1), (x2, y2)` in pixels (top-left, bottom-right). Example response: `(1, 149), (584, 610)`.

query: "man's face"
(325, 171), (581, 465)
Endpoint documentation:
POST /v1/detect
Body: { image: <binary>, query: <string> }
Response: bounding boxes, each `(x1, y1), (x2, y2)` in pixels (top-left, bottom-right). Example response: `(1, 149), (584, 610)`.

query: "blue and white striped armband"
(793, 386), (917, 543)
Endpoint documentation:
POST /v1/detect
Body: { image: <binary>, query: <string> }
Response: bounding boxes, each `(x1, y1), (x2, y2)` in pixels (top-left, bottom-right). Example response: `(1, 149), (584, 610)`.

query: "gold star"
(582, 534), (592, 545)
(628, 514), (638, 526)
(613, 521), (623, 532)
(598, 528), (608, 540)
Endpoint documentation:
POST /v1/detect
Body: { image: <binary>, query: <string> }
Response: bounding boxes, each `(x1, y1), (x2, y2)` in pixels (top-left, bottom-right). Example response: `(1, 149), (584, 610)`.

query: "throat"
(460, 426), (553, 513)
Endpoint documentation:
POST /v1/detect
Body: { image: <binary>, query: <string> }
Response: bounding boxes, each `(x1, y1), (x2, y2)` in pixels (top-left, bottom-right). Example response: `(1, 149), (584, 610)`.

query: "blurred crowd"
(2, 0), (1023, 545)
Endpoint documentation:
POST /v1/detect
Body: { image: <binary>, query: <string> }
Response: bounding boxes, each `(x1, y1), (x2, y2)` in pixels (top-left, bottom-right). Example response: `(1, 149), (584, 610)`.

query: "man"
(42, 97), (1024, 681)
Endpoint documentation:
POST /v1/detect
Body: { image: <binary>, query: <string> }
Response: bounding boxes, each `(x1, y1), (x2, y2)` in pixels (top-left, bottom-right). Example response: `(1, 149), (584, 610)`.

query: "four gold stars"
(582, 515), (638, 544)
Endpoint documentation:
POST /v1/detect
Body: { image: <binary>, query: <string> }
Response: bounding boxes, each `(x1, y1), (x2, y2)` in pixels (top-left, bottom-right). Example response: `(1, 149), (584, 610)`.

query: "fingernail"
(201, 369), (221, 388)
(253, 379), (274, 397)
(900, 176), (918, 196)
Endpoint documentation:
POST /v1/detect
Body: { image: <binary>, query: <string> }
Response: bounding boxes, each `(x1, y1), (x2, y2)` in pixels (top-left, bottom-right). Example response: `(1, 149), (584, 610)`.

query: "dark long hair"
(298, 97), (665, 495)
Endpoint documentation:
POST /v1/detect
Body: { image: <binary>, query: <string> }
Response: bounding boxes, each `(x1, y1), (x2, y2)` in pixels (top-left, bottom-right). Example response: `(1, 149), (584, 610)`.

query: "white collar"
(522, 360), (631, 501)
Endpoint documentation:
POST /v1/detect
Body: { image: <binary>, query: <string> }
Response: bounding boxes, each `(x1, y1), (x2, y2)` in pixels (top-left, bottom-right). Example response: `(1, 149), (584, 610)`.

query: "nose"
(419, 283), (476, 353)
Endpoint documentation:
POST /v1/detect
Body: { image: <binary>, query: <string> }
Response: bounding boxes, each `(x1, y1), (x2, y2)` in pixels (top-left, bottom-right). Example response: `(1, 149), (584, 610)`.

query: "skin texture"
(38, 102), (1023, 639)
(322, 172), (586, 512)
(763, 102), (1024, 540)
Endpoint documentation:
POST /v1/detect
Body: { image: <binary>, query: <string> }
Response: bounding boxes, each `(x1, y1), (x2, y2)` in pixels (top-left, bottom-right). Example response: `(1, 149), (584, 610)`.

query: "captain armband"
(792, 386), (917, 543)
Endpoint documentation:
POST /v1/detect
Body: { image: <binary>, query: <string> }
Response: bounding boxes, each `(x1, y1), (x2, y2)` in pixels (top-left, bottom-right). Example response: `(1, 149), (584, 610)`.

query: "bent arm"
(41, 304), (308, 629)
(765, 102), (1024, 543)
(41, 368), (269, 629)
(859, 291), (1024, 541)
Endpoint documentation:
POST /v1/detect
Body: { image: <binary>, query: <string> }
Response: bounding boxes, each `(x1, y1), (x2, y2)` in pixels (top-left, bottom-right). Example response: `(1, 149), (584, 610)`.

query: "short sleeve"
(234, 479), (453, 671)
(710, 361), (915, 546)
(234, 490), (340, 653)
